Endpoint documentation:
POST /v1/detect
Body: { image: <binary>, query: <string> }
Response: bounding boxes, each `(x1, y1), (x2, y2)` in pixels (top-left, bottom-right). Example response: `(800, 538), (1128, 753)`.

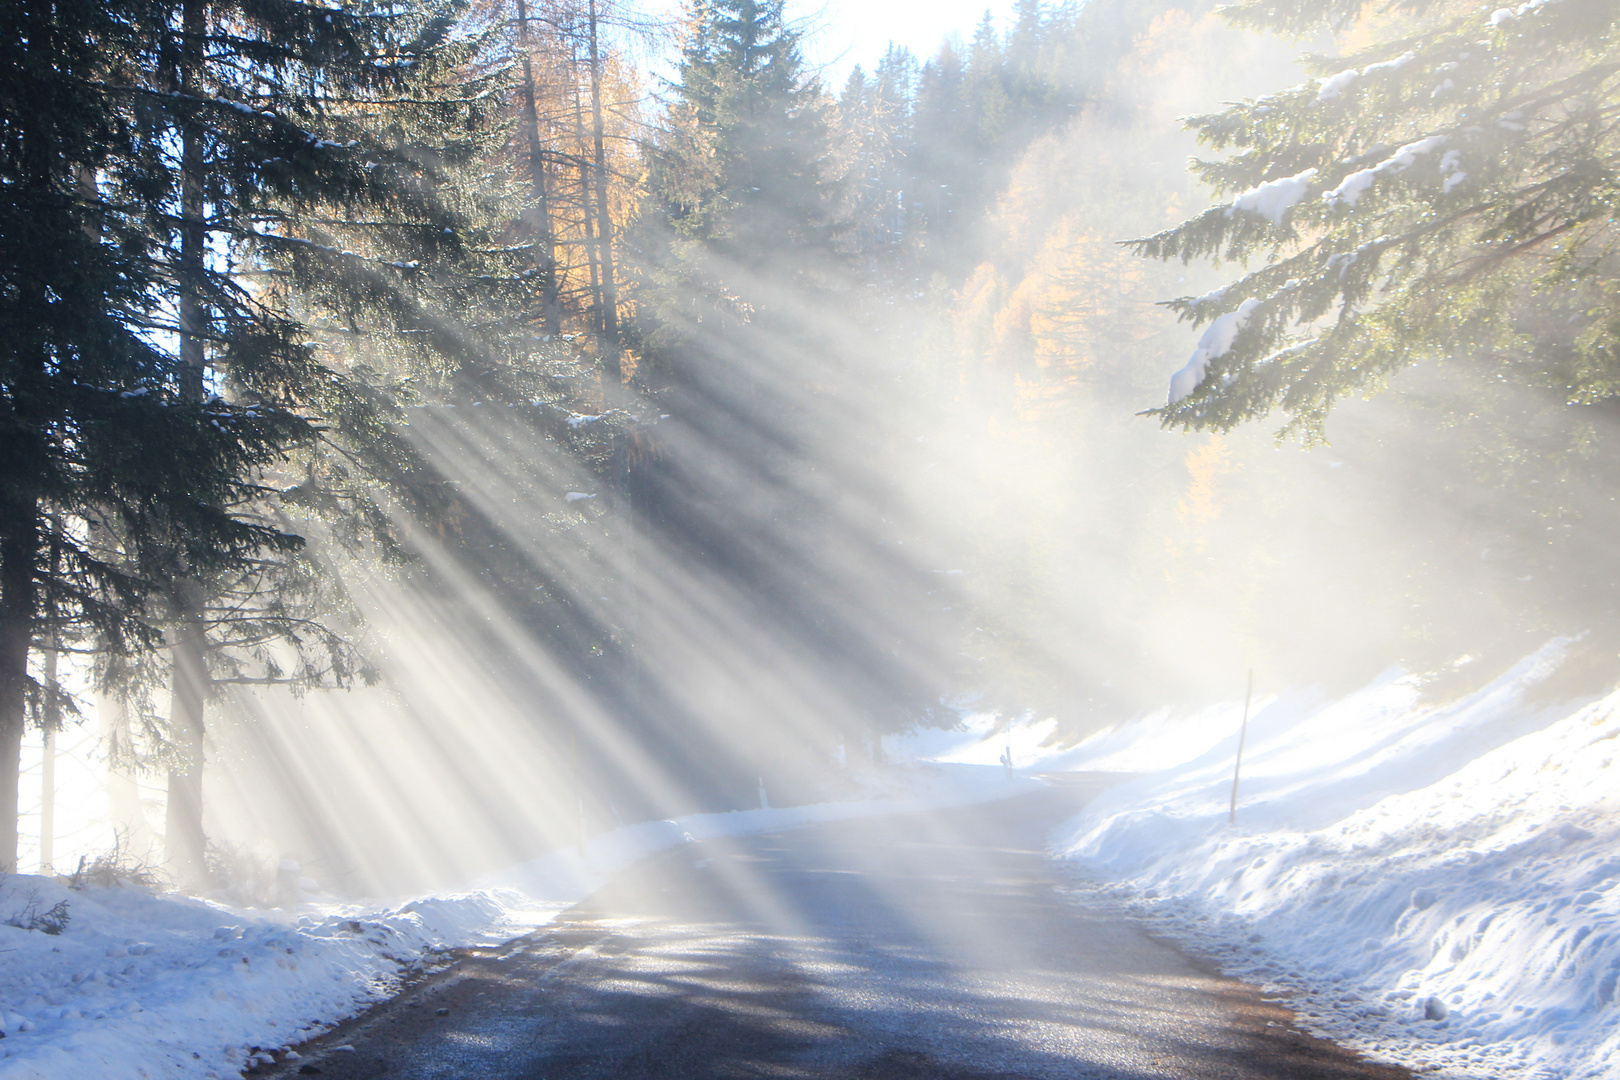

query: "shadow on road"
(255, 782), (1413, 1080)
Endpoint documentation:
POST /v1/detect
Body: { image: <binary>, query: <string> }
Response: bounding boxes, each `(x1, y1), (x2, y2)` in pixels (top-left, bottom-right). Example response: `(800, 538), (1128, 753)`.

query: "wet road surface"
(260, 783), (1412, 1080)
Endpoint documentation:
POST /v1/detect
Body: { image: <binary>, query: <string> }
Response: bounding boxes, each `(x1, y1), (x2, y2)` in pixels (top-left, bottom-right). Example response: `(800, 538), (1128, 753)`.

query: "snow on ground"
(18, 656), (1616, 1080)
(1053, 639), (1620, 1080)
(0, 761), (1033, 1080)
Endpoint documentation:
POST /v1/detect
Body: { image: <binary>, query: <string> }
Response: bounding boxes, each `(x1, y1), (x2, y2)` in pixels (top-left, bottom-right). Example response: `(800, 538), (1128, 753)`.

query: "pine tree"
(2, 0), (530, 881)
(835, 47), (919, 262)
(1133, 0), (1620, 440)
(650, 0), (837, 275)
(0, 0), (332, 872)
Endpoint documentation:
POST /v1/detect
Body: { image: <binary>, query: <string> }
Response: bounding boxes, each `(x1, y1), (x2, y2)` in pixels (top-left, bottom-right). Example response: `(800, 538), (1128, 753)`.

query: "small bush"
(68, 832), (168, 891)
(205, 841), (281, 907)
(3, 886), (71, 935)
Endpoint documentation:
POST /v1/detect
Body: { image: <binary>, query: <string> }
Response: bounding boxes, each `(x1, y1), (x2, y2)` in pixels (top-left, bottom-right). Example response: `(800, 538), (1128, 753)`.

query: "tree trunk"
(39, 653), (56, 873)
(163, 580), (209, 885)
(570, 57), (602, 333)
(0, 506), (39, 873)
(177, 0), (206, 406)
(517, 0), (562, 335)
(587, 0), (619, 360)
(586, 0), (632, 514)
(164, 0), (212, 886)
(38, 521), (62, 873)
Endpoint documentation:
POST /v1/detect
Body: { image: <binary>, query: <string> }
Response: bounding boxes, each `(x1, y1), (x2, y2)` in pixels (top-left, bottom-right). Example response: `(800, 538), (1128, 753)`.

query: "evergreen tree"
(2, 0), (551, 879)
(650, 0), (837, 276)
(1134, 0), (1620, 439)
(902, 3), (1095, 270)
(0, 0), (322, 872)
(835, 47), (918, 261)
(622, 0), (961, 809)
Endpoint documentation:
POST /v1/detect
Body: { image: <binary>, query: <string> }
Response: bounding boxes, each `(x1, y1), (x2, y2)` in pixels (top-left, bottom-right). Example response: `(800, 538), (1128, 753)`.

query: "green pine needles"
(1134, 0), (1620, 440)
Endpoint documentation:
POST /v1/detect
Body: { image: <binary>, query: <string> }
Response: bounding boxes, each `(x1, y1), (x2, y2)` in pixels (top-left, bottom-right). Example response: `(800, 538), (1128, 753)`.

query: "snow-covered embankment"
(0, 763), (1035, 1080)
(1054, 641), (1620, 1080)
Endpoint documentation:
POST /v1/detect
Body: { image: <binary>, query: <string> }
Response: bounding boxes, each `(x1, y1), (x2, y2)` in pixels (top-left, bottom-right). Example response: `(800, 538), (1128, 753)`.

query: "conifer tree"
(836, 47), (918, 261)
(650, 0), (837, 277)
(0, 0), (326, 872)
(3, 0), (538, 880)
(1134, 0), (1620, 439)
(127, 0), (505, 881)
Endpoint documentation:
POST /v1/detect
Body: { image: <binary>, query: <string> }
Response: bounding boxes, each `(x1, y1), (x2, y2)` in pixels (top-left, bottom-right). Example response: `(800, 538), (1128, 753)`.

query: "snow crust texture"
(0, 765), (1031, 1080)
(1053, 642), (1620, 1080)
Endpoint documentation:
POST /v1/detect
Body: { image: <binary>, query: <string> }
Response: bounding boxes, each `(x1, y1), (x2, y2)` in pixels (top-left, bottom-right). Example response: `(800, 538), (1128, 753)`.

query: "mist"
(8, 0), (1620, 1076)
(13, 0), (1619, 908)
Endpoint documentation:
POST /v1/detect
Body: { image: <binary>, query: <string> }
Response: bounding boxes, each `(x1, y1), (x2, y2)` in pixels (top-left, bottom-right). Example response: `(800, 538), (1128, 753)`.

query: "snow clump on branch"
(1168, 298), (1263, 404)
(1315, 51), (1415, 101)
(1226, 168), (1318, 226)
(1324, 136), (1447, 209)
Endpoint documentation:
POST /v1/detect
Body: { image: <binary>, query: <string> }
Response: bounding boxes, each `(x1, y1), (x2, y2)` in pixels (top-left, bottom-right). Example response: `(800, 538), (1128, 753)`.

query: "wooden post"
(1228, 669), (1254, 826)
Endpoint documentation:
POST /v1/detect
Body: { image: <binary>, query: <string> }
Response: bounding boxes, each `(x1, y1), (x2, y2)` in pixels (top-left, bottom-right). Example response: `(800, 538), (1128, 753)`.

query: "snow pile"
(0, 877), (510, 1080)
(1039, 703), (1253, 774)
(1324, 135), (1447, 209)
(0, 762), (1032, 1080)
(1227, 167), (1318, 225)
(1054, 641), (1620, 1080)
(1168, 297), (1263, 404)
(889, 704), (1253, 776)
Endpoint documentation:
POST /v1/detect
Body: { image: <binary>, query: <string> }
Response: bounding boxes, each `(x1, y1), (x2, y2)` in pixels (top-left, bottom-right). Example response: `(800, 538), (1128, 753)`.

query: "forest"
(3, 0), (1618, 899)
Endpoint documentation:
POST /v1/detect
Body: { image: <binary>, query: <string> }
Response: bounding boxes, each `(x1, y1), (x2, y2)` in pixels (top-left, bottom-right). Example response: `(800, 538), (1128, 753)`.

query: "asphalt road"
(260, 782), (1412, 1080)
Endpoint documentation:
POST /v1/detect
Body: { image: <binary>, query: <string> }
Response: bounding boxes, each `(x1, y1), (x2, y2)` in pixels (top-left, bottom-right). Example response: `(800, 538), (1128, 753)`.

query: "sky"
(791, 0), (1000, 79)
(637, 0), (1001, 85)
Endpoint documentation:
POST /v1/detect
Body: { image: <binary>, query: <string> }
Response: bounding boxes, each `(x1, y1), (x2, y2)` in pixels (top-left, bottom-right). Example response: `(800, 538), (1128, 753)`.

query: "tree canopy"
(1135, 0), (1620, 440)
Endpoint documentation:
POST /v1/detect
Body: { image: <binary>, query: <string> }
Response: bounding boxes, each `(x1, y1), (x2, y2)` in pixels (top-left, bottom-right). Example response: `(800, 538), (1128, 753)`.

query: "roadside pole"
(1228, 669), (1254, 826)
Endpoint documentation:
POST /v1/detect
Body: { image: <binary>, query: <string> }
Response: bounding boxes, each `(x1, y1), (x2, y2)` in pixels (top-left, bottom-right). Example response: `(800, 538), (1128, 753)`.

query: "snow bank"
(0, 761), (1032, 1080)
(1054, 641), (1620, 1079)
(885, 711), (1060, 768)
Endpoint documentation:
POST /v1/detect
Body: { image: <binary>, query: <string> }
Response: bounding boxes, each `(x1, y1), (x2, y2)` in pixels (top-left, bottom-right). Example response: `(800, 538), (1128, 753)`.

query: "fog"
(18, 0), (1620, 902)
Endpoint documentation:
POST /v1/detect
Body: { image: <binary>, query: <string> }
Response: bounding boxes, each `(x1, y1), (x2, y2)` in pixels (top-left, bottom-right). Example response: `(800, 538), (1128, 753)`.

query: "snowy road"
(263, 786), (1411, 1080)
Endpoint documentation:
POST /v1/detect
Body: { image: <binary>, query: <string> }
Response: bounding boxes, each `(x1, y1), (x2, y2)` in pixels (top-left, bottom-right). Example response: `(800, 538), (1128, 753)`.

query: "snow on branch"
(1168, 298), (1263, 404)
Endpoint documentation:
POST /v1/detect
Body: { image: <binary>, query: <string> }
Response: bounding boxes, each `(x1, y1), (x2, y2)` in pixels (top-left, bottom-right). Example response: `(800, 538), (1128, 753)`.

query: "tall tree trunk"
(39, 719), (54, 873)
(0, 506), (39, 873)
(163, 579), (209, 885)
(517, 0), (562, 336)
(38, 528), (60, 873)
(570, 61), (603, 334)
(99, 690), (155, 856)
(176, 0), (206, 406)
(164, 0), (212, 886)
(583, 1), (636, 724)
(587, 0), (619, 362)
